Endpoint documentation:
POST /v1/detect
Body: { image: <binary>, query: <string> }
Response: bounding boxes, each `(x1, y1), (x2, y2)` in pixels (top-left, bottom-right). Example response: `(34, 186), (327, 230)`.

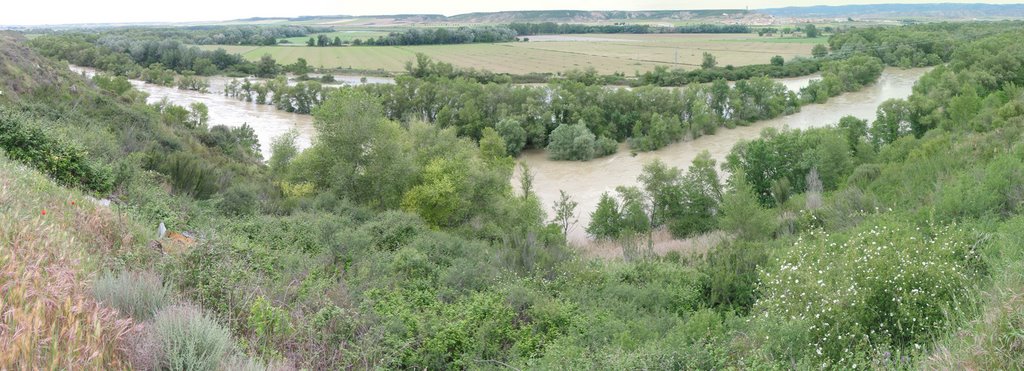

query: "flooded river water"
(69, 65), (927, 242)
(68, 65), (390, 158)
(519, 67), (929, 242)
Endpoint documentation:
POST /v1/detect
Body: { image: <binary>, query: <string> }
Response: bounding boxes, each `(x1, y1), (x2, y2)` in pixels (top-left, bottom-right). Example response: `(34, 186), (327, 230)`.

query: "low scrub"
(93, 271), (172, 320)
(153, 304), (233, 371)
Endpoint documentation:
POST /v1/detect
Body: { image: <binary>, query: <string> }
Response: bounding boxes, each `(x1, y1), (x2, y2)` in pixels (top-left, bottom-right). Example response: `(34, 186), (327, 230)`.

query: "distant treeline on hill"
(35, 25), (333, 46)
(338, 23), (750, 47)
(508, 22), (751, 36)
(349, 26), (519, 46)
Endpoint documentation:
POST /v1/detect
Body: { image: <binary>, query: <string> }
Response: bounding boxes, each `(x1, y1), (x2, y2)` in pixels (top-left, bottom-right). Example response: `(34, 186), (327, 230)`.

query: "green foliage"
(360, 211), (428, 251)
(800, 55), (884, 104)
(218, 183), (261, 216)
(247, 296), (292, 357)
(587, 192), (621, 239)
(268, 130), (299, 179)
(305, 89), (415, 208)
(93, 271), (171, 320)
(402, 158), (470, 227)
(153, 304), (232, 371)
(757, 222), (983, 365)
(495, 117), (527, 156)
(935, 153), (1024, 221)
(0, 108), (113, 193)
(547, 122), (596, 161)
(812, 44), (828, 58)
(155, 152), (219, 199)
(701, 52), (718, 69)
(719, 171), (776, 240)
(670, 152), (722, 237)
(702, 241), (768, 314)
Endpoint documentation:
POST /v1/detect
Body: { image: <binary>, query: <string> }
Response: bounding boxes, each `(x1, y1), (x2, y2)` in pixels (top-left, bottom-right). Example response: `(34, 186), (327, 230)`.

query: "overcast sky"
(3, 0), (1022, 26)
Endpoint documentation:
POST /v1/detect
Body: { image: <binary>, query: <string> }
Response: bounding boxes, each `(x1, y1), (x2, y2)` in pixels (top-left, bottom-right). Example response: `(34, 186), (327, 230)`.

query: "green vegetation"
(5, 20), (1024, 370)
(93, 271), (172, 320)
(0, 108), (113, 192)
(153, 304), (233, 370)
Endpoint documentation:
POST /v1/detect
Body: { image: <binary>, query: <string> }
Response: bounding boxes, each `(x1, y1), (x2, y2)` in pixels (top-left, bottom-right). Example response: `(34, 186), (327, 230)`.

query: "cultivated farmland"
(200, 33), (817, 74)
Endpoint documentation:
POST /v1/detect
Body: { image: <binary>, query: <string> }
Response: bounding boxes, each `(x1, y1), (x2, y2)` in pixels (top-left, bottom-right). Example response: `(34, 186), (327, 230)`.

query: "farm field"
(200, 33), (817, 74)
(277, 30), (390, 45)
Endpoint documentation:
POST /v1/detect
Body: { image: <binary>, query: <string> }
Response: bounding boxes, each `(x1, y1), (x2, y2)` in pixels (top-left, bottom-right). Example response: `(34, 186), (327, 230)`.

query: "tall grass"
(924, 217), (1024, 369)
(0, 155), (144, 369)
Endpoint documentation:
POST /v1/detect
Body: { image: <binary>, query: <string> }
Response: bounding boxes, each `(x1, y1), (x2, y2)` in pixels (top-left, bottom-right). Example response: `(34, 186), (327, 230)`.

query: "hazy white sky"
(2, 0), (1022, 26)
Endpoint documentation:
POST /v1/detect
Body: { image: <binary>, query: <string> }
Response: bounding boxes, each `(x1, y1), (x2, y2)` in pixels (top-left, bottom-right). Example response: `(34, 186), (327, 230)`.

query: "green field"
(202, 33), (816, 74)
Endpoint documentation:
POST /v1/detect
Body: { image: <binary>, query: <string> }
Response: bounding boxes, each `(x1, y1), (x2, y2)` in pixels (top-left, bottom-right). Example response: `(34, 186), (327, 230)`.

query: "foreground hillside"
(2, 23), (1024, 369)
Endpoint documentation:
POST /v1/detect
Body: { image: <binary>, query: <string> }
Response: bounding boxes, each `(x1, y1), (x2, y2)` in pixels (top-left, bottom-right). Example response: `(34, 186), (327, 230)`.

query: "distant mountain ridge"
(760, 3), (1024, 19)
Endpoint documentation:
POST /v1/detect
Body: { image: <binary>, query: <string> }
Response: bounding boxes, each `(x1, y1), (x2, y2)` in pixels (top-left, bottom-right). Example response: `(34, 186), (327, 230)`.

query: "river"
(518, 67), (929, 242)
(68, 65), (927, 243)
(68, 65), (390, 159)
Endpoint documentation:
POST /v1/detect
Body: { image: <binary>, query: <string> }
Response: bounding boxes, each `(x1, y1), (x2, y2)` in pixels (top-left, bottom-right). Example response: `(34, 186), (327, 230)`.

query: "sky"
(2, 0), (1022, 26)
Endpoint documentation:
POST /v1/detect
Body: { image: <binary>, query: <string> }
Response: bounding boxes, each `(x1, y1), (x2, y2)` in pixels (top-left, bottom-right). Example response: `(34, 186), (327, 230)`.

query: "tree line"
(30, 34), (280, 78)
(33, 25), (332, 46)
(225, 53), (886, 161)
(508, 22), (751, 35)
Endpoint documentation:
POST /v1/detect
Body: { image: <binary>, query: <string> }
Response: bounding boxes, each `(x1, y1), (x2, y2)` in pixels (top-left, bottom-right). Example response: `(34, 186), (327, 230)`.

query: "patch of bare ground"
(573, 229), (729, 261)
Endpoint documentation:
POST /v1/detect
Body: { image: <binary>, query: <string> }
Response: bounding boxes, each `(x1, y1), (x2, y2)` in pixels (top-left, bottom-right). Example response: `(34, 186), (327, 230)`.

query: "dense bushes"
(0, 108), (113, 193)
(30, 33), (258, 77)
(639, 57), (822, 86)
(799, 55), (885, 104)
(757, 223), (982, 364)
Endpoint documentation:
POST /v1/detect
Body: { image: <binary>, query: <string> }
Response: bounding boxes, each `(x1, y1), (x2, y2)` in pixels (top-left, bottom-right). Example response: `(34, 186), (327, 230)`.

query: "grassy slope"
(0, 153), (151, 369)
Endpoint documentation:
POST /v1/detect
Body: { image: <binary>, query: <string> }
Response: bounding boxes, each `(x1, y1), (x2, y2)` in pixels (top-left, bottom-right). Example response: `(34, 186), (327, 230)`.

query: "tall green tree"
(302, 89), (415, 208)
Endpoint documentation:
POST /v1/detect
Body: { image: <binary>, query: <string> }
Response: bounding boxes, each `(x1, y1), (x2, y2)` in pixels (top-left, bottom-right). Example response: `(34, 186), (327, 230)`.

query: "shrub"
(153, 304), (232, 371)
(756, 221), (982, 365)
(359, 211), (427, 251)
(93, 271), (172, 320)
(547, 123), (596, 161)
(218, 183), (261, 216)
(702, 241), (768, 314)
(154, 152), (220, 199)
(0, 108), (113, 193)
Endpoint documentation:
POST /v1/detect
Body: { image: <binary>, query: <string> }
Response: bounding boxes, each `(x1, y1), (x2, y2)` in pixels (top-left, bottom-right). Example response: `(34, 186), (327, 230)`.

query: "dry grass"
(575, 228), (728, 261)
(0, 156), (147, 369)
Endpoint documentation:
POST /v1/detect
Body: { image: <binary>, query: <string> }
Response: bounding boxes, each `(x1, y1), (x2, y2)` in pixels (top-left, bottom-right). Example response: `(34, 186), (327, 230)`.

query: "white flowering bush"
(755, 222), (983, 365)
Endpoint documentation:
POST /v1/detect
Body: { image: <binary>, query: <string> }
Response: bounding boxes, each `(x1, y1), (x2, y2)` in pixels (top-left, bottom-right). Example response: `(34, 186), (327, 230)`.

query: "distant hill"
(227, 9), (751, 25)
(444, 10), (749, 23)
(760, 3), (1024, 19)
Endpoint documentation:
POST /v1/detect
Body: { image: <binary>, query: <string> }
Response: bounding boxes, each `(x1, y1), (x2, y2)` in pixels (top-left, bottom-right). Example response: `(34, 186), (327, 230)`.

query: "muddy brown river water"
(69, 65), (390, 159)
(69, 65), (927, 242)
(518, 67), (930, 242)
